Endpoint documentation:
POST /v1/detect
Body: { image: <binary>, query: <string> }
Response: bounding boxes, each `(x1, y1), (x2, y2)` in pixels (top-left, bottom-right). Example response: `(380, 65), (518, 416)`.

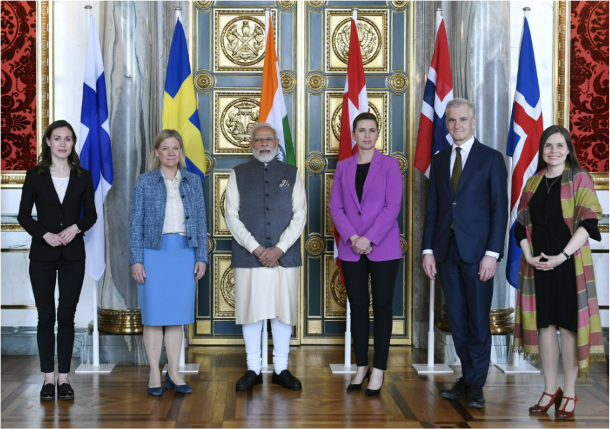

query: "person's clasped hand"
(254, 245), (283, 268)
(350, 235), (372, 255)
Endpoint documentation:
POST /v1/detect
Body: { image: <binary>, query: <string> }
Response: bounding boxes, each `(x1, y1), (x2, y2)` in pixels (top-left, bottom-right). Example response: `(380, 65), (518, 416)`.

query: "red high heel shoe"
(529, 387), (563, 414)
(556, 394), (578, 419)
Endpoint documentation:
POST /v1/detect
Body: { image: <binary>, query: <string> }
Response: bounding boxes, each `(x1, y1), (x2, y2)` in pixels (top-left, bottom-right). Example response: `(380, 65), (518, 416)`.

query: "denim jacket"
(129, 168), (208, 265)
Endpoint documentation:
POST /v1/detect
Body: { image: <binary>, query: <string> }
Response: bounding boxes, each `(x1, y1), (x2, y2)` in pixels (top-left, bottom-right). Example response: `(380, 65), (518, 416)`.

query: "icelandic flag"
(414, 16), (453, 177)
(79, 14), (113, 281)
(162, 11), (206, 180)
(259, 9), (295, 165)
(506, 15), (543, 288)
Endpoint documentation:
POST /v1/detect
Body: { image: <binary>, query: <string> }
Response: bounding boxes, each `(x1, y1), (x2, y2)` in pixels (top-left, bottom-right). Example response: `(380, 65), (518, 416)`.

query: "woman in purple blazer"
(329, 112), (403, 397)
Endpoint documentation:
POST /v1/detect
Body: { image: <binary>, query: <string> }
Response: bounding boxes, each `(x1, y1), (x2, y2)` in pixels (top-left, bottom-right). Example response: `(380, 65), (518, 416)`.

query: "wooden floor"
(1, 346), (608, 428)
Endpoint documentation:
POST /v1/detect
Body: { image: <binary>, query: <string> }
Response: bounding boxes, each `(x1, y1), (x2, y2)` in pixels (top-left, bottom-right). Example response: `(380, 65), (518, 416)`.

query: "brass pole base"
(438, 306), (515, 334)
(88, 308), (144, 334)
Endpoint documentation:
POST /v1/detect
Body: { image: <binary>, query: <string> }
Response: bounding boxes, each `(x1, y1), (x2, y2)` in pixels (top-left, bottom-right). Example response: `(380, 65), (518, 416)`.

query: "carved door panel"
(301, 1), (411, 344)
(190, 1), (299, 344)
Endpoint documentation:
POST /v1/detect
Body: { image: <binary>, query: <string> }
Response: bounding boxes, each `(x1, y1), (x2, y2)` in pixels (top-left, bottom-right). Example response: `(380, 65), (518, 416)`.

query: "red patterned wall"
(1, 1), (37, 171)
(570, 1), (609, 173)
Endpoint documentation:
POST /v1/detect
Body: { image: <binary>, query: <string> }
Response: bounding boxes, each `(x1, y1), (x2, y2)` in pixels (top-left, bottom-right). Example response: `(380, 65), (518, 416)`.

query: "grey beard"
(253, 146), (278, 163)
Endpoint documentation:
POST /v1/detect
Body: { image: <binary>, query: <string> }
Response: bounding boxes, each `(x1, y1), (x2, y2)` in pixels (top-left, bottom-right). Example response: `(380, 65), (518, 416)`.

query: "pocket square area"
(279, 180), (290, 187)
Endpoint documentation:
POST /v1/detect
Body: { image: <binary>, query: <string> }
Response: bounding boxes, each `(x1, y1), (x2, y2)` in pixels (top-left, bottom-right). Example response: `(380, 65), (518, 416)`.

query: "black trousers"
(29, 256), (85, 373)
(341, 256), (400, 370)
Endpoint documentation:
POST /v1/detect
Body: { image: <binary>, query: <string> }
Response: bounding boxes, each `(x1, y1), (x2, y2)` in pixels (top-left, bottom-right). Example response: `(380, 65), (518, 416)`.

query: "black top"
(18, 168), (97, 261)
(355, 162), (371, 203)
(514, 177), (600, 332)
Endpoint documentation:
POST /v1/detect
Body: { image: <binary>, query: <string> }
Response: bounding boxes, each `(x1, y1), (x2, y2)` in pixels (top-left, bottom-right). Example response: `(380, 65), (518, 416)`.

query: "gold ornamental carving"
(207, 234), (215, 253)
(213, 173), (231, 236)
(390, 1), (408, 9)
(1, 223), (25, 232)
(325, 255), (373, 317)
(400, 236), (408, 254)
(205, 153), (215, 172)
(215, 10), (276, 72)
(324, 173), (335, 236)
(215, 92), (261, 154)
(591, 172), (609, 190)
(307, 0), (325, 8)
(326, 10), (388, 72)
(213, 255), (236, 318)
(438, 306), (515, 334)
(195, 1), (213, 9)
(325, 91), (388, 155)
(95, 308), (143, 334)
(195, 71), (213, 92)
(278, 1), (296, 10)
(306, 72), (325, 92)
(332, 17), (381, 66)
(389, 72), (408, 92)
(392, 153), (408, 174)
(1, 172), (26, 189)
(305, 235), (325, 256)
(306, 154), (326, 174)
(280, 72), (296, 92)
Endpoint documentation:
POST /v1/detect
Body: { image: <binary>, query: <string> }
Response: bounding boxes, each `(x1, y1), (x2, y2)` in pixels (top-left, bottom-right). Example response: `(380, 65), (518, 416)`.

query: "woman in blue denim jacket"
(129, 129), (208, 395)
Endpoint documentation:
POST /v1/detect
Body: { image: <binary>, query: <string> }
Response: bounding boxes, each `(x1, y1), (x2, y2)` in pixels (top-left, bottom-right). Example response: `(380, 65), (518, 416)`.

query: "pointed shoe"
(347, 368), (371, 392)
(147, 378), (163, 396)
(365, 373), (384, 397)
(165, 373), (192, 393)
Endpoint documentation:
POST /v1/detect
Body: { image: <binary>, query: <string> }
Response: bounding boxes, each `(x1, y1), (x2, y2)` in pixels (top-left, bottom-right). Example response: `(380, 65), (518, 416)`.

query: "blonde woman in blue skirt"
(129, 130), (208, 395)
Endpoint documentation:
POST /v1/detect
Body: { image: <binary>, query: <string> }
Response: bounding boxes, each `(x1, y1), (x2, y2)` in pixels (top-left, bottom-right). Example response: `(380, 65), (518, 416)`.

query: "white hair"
(446, 98), (476, 118)
(250, 122), (278, 141)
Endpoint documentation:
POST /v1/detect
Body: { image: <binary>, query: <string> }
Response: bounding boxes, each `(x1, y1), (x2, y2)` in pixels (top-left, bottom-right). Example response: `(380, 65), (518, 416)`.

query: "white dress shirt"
(161, 170), (187, 236)
(423, 136), (499, 260)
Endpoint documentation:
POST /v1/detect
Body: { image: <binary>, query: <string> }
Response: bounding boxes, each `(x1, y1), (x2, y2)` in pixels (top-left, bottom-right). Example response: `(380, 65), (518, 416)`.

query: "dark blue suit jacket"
(422, 140), (508, 264)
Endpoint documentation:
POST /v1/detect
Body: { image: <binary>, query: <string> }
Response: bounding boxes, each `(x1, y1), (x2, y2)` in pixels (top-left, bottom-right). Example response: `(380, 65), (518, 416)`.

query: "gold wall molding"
(389, 72), (408, 92)
(326, 9), (388, 73)
(205, 153), (215, 172)
(307, 320), (322, 334)
(195, 71), (213, 92)
(305, 235), (324, 256)
(400, 236), (408, 254)
(324, 255), (373, 318)
(306, 71), (325, 92)
(213, 173), (231, 236)
(324, 173), (335, 237)
(553, 1), (570, 128)
(214, 92), (260, 154)
(1, 305), (36, 310)
(214, 10), (276, 72)
(196, 320), (212, 335)
(1, 223), (25, 232)
(591, 172), (609, 190)
(278, 1), (296, 10)
(280, 71), (296, 92)
(325, 91), (388, 155)
(392, 153), (408, 173)
(96, 308), (143, 334)
(305, 154), (325, 174)
(207, 234), (216, 253)
(213, 255), (236, 318)
(390, 1), (408, 9)
(307, 1), (325, 9)
(1, 172), (27, 189)
(599, 224), (609, 233)
(195, 1), (213, 10)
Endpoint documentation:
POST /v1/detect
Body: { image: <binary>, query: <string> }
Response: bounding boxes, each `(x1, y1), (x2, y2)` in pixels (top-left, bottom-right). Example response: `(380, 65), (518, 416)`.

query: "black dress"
(514, 176), (600, 332)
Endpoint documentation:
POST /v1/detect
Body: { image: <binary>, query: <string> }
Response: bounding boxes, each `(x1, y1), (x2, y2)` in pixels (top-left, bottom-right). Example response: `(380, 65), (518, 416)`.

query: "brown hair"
(36, 120), (84, 177)
(352, 112), (378, 132)
(536, 125), (582, 173)
(149, 129), (187, 171)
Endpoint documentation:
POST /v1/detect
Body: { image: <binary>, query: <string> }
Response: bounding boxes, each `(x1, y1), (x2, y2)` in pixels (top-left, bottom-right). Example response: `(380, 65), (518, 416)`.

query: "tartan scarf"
(513, 167), (605, 379)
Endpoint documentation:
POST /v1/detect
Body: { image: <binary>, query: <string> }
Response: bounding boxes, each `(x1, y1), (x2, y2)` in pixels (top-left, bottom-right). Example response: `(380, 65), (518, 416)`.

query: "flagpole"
(75, 5), (113, 374)
(412, 8), (454, 375)
(495, 6), (541, 376)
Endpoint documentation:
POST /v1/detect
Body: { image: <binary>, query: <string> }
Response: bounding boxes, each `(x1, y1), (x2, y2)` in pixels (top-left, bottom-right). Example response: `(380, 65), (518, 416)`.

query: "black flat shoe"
(40, 382), (55, 401)
(365, 373), (384, 397)
(439, 376), (467, 400)
(346, 368), (371, 392)
(57, 382), (74, 401)
(236, 370), (263, 391)
(271, 370), (302, 390)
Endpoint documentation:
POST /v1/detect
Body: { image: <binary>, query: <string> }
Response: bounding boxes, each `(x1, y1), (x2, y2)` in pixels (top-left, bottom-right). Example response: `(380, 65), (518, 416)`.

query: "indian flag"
(259, 9), (295, 166)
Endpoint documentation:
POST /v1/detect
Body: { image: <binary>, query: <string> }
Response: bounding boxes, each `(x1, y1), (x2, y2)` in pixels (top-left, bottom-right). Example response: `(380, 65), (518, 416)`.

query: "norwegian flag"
(334, 9), (368, 262)
(506, 15), (543, 288)
(414, 16), (453, 177)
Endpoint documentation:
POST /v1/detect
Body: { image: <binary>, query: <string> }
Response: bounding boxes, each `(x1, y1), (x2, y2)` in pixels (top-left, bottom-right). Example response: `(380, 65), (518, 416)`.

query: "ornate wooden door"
(190, 1), (413, 345)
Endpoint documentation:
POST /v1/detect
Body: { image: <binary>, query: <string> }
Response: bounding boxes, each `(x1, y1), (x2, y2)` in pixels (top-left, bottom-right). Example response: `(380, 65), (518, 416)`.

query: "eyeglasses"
(253, 137), (276, 144)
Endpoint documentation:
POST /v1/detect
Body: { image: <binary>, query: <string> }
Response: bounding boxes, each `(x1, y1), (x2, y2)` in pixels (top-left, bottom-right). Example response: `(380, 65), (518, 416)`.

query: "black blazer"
(18, 167), (97, 261)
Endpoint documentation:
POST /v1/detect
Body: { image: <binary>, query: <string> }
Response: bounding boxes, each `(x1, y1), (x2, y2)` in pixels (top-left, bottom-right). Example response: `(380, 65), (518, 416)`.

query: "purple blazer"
(329, 149), (403, 262)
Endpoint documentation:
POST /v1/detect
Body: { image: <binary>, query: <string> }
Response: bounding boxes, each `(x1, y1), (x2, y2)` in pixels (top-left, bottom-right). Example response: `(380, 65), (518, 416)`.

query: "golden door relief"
(214, 92), (261, 154)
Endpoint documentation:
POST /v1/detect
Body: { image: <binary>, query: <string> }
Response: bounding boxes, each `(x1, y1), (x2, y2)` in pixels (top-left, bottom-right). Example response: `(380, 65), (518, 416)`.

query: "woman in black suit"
(18, 120), (97, 401)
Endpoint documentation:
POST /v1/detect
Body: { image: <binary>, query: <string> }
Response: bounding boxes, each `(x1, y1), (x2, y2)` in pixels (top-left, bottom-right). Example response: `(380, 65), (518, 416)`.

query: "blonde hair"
(149, 129), (187, 171)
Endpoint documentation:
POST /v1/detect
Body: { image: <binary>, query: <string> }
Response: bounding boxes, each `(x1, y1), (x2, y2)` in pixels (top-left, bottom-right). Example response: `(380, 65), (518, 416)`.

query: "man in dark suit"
(422, 98), (508, 408)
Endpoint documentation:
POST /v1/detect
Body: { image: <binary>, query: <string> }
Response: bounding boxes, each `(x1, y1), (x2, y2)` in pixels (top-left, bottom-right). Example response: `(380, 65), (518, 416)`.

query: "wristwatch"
(75, 225), (82, 234)
(561, 251), (570, 260)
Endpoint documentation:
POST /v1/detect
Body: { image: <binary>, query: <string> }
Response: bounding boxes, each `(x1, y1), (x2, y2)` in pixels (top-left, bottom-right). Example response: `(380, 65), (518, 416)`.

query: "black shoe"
(465, 385), (486, 408)
(271, 370), (302, 390)
(347, 368), (371, 392)
(40, 382), (55, 401)
(236, 370), (262, 391)
(365, 373), (384, 397)
(57, 382), (74, 401)
(439, 376), (467, 400)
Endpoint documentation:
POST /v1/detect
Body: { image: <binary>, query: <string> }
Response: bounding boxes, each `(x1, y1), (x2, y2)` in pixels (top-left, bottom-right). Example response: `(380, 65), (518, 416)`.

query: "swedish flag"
(162, 13), (205, 180)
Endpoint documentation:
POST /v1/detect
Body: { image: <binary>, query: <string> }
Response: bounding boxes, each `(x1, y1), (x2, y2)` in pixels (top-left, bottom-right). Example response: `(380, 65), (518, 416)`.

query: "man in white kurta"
(224, 123), (306, 391)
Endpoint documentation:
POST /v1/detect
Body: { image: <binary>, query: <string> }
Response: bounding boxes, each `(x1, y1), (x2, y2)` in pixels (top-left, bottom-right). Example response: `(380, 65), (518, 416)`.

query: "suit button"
(265, 180), (269, 184)
(357, 211), (361, 216)
(188, 236), (192, 240)
(267, 237), (270, 240)
(186, 216), (190, 220)
(181, 195), (185, 199)
(266, 193), (269, 197)
(266, 207), (270, 211)
(267, 222), (271, 225)
(265, 168), (269, 171)
(60, 222), (63, 226)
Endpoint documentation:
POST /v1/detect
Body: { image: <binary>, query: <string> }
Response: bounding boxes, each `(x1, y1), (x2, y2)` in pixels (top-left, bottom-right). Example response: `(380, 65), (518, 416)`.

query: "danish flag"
(334, 10), (368, 262)
(506, 15), (543, 288)
(414, 17), (453, 177)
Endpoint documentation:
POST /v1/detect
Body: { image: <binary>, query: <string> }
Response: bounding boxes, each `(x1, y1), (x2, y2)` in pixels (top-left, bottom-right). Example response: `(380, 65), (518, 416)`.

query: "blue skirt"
(139, 234), (196, 326)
